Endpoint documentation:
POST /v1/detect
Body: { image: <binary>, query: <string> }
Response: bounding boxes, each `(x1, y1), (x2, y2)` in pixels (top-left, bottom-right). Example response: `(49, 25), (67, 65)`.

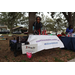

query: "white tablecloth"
(22, 35), (64, 54)
(26, 35), (64, 53)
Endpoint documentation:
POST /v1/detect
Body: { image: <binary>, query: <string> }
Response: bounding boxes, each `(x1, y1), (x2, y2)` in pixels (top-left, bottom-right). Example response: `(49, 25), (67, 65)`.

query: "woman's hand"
(34, 29), (36, 33)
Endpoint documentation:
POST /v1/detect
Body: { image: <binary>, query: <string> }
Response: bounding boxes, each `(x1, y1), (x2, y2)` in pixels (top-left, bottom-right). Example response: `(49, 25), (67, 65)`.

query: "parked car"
(24, 31), (28, 34)
(12, 31), (22, 34)
(0, 30), (10, 34)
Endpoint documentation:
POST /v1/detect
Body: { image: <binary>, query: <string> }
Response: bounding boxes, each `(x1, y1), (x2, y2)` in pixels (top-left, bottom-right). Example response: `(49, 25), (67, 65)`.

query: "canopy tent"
(13, 26), (23, 30)
(13, 26), (27, 33)
(20, 28), (28, 33)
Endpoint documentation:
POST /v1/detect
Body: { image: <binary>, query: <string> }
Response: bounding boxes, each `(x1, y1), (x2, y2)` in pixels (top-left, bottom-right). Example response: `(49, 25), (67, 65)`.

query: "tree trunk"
(28, 12), (36, 34)
(73, 12), (75, 30)
(10, 28), (13, 34)
(10, 24), (13, 34)
(68, 12), (72, 26)
(62, 12), (72, 26)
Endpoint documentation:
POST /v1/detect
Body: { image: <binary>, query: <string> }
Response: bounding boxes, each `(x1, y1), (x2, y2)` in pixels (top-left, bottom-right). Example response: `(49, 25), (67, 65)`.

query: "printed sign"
(22, 44), (37, 54)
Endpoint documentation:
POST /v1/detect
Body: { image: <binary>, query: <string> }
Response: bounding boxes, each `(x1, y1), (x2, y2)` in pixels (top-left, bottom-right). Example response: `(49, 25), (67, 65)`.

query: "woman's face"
(36, 17), (40, 23)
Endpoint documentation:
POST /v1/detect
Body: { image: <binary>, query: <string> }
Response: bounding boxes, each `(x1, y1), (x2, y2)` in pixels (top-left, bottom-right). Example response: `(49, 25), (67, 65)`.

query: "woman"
(66, 25), (74, 34)
(33, 16), (42, 35)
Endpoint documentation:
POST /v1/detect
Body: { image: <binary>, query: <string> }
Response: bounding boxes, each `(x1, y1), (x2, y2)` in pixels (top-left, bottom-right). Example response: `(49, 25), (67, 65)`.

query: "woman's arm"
(72, 30), (74, 33)
(66, 28), (69, 33)
(33, 26), (34, 31)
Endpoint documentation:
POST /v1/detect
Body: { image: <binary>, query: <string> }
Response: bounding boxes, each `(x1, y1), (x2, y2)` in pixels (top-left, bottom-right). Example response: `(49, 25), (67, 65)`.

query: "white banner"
(22, 35), (64, 54)
(28, 35), (64, 52)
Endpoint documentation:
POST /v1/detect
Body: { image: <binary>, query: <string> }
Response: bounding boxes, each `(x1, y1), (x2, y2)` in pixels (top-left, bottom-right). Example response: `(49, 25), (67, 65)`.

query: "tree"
(41, 15), (68, 34)
(50, 12), (75, 30)
(0, 12), (28, 33)
(29, 12), (66, 33)
(0, 12), (71, 34)
(28, 12), (37, 34)
(41, 15), (55, 31)
(0, 12), (37, 34)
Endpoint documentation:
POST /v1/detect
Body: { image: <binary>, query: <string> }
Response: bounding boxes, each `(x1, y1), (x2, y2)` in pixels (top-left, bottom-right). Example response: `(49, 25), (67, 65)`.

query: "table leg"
(14, 49), (17, 57)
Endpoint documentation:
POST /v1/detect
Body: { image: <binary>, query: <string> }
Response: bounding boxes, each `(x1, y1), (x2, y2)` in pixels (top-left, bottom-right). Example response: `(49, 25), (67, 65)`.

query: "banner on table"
(22, 44), (37, 54)
(28, 35), (64, 52)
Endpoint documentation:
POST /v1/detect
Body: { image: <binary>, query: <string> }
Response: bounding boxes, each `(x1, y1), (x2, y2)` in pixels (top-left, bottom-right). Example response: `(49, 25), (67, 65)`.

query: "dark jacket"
(33, 21), (42, 30)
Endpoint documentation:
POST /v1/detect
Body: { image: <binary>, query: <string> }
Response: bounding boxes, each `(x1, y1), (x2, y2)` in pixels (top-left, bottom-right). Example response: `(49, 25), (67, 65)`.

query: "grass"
(2, 34), (9, 35)
(65, 53), (68, 56)
(57, 53), (61, 56)
(56, 51), (58, 54)
(6, 48), (8, 50)
(62, 53), (69, 58)
(4, 56), (7, 59)
(4, 56), (9, 61)
(6, 44), (8, 45)
(2, 34), (27, 36)
(67, 55), (75, 61)
(71, 52), (73, 55)
(59, 50), (61, 54)
(12, 34), (27, 36)
(58, 48), (60, 50)
(66, 49), (74, 52)
(39, 60), (42, 62)
(54, 57), (64, 62)
(12, 58), (15, 60)
(16, 61), (19, 62)
(45, 57), (47, 59)
(20, 60), (26, 62)
(45, 60), (48, 62)
(67, 57), (74, 61)
(7, 60), (9, 62)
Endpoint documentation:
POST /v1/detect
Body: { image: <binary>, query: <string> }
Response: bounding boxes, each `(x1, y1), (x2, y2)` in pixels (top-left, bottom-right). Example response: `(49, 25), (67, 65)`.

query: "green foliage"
(0, 12), (29, 33)
(41, 14), (68, 32)
(0, 12), (71, 33)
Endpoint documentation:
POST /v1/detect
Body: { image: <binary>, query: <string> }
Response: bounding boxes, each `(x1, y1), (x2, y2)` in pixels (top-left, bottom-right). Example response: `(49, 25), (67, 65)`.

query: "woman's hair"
(36, 16), (41, 21)
(68, 25), (72, 29)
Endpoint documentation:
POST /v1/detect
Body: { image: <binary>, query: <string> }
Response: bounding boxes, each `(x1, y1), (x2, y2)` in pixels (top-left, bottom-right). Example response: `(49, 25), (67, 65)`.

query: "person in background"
(66, 25), (74, 34)
(33, 16), (42, 35)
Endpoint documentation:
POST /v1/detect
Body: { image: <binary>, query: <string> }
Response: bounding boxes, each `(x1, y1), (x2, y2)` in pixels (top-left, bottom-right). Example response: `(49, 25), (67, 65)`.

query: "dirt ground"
(0, 34), (75, 62)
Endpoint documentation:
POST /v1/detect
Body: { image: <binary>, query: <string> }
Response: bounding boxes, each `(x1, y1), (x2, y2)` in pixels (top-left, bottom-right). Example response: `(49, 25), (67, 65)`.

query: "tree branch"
(62, 12), (69, 22)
